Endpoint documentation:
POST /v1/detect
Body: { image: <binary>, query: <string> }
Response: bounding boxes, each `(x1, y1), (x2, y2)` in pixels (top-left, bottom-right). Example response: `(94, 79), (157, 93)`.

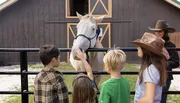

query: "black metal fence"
(0, 47), (180, 103)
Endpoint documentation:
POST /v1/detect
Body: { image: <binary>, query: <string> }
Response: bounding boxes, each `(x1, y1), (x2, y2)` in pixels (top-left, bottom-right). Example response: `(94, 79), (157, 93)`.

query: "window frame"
(165, 0), (180, 9)
(65, 0), (112, 18)
(0, 0), (18, 11)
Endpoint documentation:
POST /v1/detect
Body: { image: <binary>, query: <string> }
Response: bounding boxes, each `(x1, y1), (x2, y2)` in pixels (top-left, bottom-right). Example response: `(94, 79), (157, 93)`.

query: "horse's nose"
(71, 48), (84, 60)
(79, 48), (86, 53)
(79, 48), (83, 52)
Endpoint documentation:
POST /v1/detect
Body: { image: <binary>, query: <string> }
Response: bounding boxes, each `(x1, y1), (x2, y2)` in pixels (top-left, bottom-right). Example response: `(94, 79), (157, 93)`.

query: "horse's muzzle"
(72, 48), (84, 60)
(73, 55), (81, 60)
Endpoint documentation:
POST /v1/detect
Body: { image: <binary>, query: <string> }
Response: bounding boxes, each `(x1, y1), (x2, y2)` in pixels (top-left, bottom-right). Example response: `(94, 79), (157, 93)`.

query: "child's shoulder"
(121, 77), (129, 82)
(101, 78), (130, 89)
(35, 69), (63, 83)
(121, 77), (130, 86)
(146, 64), (159, 74)
(101, 78), (111, 86)
(112, 77), (130, 85)
(101, 78), (125, 85)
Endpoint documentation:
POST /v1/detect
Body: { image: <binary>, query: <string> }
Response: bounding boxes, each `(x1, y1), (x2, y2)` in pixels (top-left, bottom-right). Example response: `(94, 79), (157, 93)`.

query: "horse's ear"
(95, 15), (105, 23)
(76, 12), (82, 20)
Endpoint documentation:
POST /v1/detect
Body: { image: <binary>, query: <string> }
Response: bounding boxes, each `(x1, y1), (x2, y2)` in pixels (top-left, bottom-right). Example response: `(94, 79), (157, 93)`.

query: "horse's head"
(71, 12), (105, 59)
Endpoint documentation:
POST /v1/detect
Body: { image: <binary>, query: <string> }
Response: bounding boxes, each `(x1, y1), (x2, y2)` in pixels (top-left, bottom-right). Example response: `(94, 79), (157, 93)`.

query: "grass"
(3, 63), (180, 103)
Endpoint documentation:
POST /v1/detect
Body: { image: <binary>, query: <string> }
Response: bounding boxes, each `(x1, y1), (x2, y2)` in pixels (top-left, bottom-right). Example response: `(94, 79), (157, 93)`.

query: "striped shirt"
(34, 68), (69, 103)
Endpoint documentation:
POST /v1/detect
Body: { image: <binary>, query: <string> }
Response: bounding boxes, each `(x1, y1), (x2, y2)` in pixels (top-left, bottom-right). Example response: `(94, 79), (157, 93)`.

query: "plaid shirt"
(34, 68), (69, 103)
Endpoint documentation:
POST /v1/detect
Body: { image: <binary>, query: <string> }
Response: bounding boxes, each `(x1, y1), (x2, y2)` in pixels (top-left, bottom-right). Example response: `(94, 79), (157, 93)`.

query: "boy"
(99, 50), (130, 103)
(34, 45), (69, 103)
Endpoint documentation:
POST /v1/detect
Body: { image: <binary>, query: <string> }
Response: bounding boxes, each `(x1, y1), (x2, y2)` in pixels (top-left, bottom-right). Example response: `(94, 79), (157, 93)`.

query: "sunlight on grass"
(3, 95), (21, 103)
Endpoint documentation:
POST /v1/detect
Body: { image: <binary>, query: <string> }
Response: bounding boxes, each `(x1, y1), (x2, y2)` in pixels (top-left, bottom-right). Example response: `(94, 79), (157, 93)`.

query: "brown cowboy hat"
(148, 20), (176, 33)
(132, 32), (169, 60)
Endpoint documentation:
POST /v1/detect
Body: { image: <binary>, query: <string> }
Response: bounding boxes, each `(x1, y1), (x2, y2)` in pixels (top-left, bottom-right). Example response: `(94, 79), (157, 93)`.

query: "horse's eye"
(92, 28), (95, 31)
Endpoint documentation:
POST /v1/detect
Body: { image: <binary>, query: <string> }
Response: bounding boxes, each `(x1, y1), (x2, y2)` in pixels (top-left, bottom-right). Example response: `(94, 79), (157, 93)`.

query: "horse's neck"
(95, 39), (103, 48)
(88, 40), (103, 65)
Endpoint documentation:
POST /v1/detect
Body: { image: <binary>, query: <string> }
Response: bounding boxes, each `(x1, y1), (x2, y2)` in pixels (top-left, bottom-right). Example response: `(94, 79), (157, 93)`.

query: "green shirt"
(99, 77), (130, 103)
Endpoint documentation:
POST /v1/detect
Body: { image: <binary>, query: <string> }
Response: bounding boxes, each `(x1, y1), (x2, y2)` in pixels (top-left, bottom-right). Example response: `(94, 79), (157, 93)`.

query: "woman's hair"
(72, 74), (95, 103)
(139, 48), (167, 86)
(162, 30), (170, 42)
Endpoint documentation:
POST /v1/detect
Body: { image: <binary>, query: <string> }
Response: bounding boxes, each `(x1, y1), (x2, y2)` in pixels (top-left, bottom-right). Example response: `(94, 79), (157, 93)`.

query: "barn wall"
(0, 0), (180, 65)
(0, 0), (67, 64)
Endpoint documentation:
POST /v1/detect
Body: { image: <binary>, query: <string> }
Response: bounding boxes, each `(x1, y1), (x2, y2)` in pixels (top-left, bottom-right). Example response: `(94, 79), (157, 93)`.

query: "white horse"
(70, 12), (105, 84)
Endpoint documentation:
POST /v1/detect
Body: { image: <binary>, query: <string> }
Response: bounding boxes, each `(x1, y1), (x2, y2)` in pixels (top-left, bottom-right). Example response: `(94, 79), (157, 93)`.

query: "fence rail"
(0, 71), (180, 75)
(0, 47), (180, 103)
(0, 47), (180, 52)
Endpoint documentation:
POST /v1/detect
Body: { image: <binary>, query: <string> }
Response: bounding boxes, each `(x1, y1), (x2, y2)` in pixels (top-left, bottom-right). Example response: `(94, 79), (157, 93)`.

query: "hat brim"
(148, 27), (176, 33)
(132, 39), (169, 60)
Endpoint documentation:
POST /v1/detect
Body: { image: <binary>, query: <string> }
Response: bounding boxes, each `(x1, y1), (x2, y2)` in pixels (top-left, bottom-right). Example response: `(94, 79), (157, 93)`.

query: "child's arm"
(76, 49), (94, 80)
(137, 82), (156, 103)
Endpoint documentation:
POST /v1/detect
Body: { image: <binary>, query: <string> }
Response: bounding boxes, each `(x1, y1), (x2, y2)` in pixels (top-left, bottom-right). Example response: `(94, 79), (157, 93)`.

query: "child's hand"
(76, 49), (85, 60)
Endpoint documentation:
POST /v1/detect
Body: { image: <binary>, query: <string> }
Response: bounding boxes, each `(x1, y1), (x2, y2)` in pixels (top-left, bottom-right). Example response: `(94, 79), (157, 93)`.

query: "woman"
(149, 20), (179, 103)
(132, 32), (169, 103)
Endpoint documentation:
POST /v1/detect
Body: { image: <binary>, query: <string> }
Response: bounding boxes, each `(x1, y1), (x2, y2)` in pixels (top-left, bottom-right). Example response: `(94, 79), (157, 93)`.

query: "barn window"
(0, 0), (18, 11)
(66, 0), (112, 18)
(66, 0), (88, 18)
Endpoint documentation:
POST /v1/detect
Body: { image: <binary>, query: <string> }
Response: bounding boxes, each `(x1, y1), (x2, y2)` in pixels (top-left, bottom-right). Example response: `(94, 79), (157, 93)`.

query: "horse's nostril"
(79, 48), (83, 52)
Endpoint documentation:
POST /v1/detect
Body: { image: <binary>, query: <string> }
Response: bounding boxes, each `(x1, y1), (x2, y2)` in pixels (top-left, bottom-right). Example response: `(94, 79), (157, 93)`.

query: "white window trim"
(0, 0), (18, 12)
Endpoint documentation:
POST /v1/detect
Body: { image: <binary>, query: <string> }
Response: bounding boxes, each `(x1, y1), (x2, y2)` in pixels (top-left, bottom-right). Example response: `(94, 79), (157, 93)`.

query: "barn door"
(67, 23), (111, 48)
(66, 0), (112, 62)
(89, 0), (112, 17)
(66, 0), (112, 18)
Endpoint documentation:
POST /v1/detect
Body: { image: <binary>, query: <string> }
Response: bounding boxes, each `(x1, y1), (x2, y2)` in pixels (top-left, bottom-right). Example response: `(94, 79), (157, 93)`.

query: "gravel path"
(171, 68), (180, 90)
(0, 66), (37, 103)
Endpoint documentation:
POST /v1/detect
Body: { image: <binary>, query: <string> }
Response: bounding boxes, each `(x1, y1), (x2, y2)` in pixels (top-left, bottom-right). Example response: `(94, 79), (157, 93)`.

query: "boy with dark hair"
(34, 45), (69, 103)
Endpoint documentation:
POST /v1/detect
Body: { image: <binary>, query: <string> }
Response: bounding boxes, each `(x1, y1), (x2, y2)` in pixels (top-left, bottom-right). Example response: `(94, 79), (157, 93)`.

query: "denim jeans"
(161, 80), (171, 103)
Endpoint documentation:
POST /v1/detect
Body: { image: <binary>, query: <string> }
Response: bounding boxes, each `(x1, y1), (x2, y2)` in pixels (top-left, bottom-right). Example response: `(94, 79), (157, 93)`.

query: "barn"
(0, 0), (180, 65)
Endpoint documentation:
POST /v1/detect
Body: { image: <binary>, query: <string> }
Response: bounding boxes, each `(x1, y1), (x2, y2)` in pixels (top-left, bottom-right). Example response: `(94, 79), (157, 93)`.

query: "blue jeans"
(161, 80), (171, 103)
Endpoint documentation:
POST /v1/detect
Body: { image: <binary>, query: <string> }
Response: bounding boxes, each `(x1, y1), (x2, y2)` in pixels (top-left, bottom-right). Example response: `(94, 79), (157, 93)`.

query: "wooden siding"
(0, 0), (180, 64)
(170, 32), (180, 57)
(0, 0), (67, 64)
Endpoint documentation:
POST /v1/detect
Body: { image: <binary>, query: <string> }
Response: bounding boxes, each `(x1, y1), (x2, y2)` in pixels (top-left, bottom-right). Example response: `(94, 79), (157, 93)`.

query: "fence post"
(20, 51), (28, 103)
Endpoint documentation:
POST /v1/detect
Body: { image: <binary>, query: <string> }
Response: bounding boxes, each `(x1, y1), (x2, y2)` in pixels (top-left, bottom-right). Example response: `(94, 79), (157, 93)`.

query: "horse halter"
(74, 26), (100, 48)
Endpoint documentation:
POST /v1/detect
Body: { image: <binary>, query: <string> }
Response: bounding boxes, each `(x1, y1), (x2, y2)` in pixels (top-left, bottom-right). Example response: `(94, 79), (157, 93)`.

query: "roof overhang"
(165, 0), (180, 9)
(0, 0), (18, 12)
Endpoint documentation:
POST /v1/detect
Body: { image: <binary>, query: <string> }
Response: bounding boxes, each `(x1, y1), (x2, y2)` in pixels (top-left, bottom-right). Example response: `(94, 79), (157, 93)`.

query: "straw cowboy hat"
(149, 20), (176, 33)
(132, 32), (169, 60)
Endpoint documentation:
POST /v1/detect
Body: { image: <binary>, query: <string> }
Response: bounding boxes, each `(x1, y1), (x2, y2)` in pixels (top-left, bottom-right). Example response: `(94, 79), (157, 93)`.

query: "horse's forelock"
(77, 16), (96, 29)
(81, 14), (96, 24)
(84, 14), (92, 18)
